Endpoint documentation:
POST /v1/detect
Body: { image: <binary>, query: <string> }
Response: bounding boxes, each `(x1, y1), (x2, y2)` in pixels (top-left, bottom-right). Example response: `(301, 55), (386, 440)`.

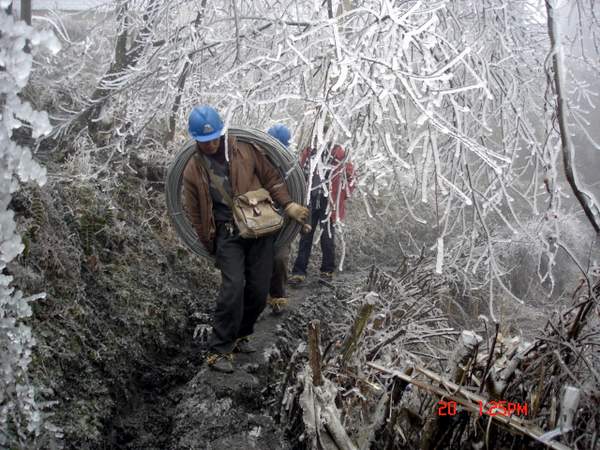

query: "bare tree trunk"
(545, 0), (600, 234)
(86, 2), (129, 141)
(326, 0), (334, 19)
(113, 4), (129, 70)
(125, 0), (159, 66)
(65, 0), (157, 143)
(166, 0), (207, 142)
(21, 0), (30, 25)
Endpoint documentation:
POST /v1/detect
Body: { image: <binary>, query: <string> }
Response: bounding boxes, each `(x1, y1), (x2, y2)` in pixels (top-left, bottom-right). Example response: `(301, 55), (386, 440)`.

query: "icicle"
(421, 137), (431, 204)
(331, 61), (349, 92)
(438, 174), (472, 206)
(384, 132), (411, 169)
(337, 222), (346, 272)
(362, 193), (374, 218)
(435, 237), (444, 274)
(406, 131), (426, 155)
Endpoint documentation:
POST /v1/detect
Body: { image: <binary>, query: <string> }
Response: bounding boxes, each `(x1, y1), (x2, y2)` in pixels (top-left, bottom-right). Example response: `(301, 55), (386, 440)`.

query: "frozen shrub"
(0, 6), (61, 448)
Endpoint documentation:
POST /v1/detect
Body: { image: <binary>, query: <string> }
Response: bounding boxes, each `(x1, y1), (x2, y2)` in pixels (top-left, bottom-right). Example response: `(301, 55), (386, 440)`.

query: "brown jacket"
(183, 136), (292, 254)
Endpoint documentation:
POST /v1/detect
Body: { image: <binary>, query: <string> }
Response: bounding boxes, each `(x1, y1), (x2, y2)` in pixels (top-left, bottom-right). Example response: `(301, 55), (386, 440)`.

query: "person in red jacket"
(289, 143), (355, 284)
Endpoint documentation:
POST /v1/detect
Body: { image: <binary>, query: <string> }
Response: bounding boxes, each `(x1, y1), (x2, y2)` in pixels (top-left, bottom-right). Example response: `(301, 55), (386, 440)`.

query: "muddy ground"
(104, 275), (355, 450)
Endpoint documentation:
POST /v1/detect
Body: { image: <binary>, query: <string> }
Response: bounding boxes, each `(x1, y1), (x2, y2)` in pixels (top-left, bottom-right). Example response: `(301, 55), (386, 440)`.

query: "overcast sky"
(15, 0), (108, 11)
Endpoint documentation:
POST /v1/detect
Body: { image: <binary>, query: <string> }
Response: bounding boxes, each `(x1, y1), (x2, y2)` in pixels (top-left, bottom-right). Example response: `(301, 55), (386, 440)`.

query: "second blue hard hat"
(188, 105), (224, 142)
(268, 124), (291, 148)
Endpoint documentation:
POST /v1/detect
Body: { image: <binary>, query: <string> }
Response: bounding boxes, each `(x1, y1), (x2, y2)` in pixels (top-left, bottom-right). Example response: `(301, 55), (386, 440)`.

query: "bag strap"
(194, 153), (234, 208)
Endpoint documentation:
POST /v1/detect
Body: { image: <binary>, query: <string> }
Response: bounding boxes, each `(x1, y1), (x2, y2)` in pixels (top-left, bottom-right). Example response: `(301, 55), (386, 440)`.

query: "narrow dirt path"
(107, 272), (358, 450)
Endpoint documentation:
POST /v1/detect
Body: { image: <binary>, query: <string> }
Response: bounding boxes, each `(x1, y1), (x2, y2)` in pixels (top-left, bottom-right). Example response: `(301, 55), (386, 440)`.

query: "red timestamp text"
(479, 400), (528, 417)
(436, 400), (528, 417)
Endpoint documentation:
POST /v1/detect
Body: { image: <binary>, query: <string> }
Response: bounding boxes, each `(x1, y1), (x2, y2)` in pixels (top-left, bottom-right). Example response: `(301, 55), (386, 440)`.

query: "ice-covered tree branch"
(545, 0), (600, 234)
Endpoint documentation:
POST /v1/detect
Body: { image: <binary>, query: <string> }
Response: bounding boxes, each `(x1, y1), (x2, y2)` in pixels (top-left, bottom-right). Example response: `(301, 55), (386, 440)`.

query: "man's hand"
(285, 202), (309, 223)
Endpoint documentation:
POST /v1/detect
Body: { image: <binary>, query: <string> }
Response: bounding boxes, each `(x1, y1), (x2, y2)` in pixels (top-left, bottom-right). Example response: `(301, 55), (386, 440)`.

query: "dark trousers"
(270, 244), (290, 298)
(208, 224), (274, 353)
(291, 202), (335, 276)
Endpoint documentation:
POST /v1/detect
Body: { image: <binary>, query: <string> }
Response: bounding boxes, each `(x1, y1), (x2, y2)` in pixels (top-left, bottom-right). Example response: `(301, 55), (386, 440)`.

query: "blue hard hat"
(267, 124), (291, 147)
(188, 105), (224, 142)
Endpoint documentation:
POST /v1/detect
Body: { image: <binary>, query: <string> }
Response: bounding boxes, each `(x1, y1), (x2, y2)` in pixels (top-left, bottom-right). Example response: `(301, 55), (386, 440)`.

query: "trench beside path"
(108, 273), (355, 450)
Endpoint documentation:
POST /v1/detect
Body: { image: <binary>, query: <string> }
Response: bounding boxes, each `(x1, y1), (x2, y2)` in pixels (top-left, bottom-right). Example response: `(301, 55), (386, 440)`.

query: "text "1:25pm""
(437, 400), (528, 417)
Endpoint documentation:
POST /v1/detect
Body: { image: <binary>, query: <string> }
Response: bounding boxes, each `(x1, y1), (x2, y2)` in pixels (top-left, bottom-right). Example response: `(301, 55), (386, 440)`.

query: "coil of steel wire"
(165, 127), (306, 260)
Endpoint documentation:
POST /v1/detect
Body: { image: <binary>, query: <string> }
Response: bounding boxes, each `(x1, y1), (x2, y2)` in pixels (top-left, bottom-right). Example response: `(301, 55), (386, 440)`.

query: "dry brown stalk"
(308, 320), (323, 386)
(340, 296), (376, 364)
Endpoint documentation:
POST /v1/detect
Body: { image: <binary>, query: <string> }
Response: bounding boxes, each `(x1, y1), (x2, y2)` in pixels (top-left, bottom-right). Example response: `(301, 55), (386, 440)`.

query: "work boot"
(288, 274), (306, 286)
(206, 353), (234, 373)
(267, 296), (288, 315)
(234, 336), (257, 354)
(319, 271), (334, 282)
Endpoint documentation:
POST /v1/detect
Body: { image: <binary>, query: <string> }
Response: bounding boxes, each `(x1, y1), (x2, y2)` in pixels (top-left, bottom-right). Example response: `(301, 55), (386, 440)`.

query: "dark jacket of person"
(183, 136), (292, 253)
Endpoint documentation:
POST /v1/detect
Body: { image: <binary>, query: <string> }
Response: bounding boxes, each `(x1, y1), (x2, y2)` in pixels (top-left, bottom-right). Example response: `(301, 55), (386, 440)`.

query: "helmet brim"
(191, 128), (225, 142)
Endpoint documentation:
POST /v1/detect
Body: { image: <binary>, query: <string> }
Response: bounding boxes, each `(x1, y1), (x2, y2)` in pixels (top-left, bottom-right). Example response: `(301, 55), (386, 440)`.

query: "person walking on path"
(289, 143), (355, 285)
(266, 124), (293, 314)
(183, 106), (308, 372)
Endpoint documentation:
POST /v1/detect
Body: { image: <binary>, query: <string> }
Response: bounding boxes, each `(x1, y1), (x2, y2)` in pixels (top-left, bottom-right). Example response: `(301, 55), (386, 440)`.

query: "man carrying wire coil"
(182, 106), (309, 373)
